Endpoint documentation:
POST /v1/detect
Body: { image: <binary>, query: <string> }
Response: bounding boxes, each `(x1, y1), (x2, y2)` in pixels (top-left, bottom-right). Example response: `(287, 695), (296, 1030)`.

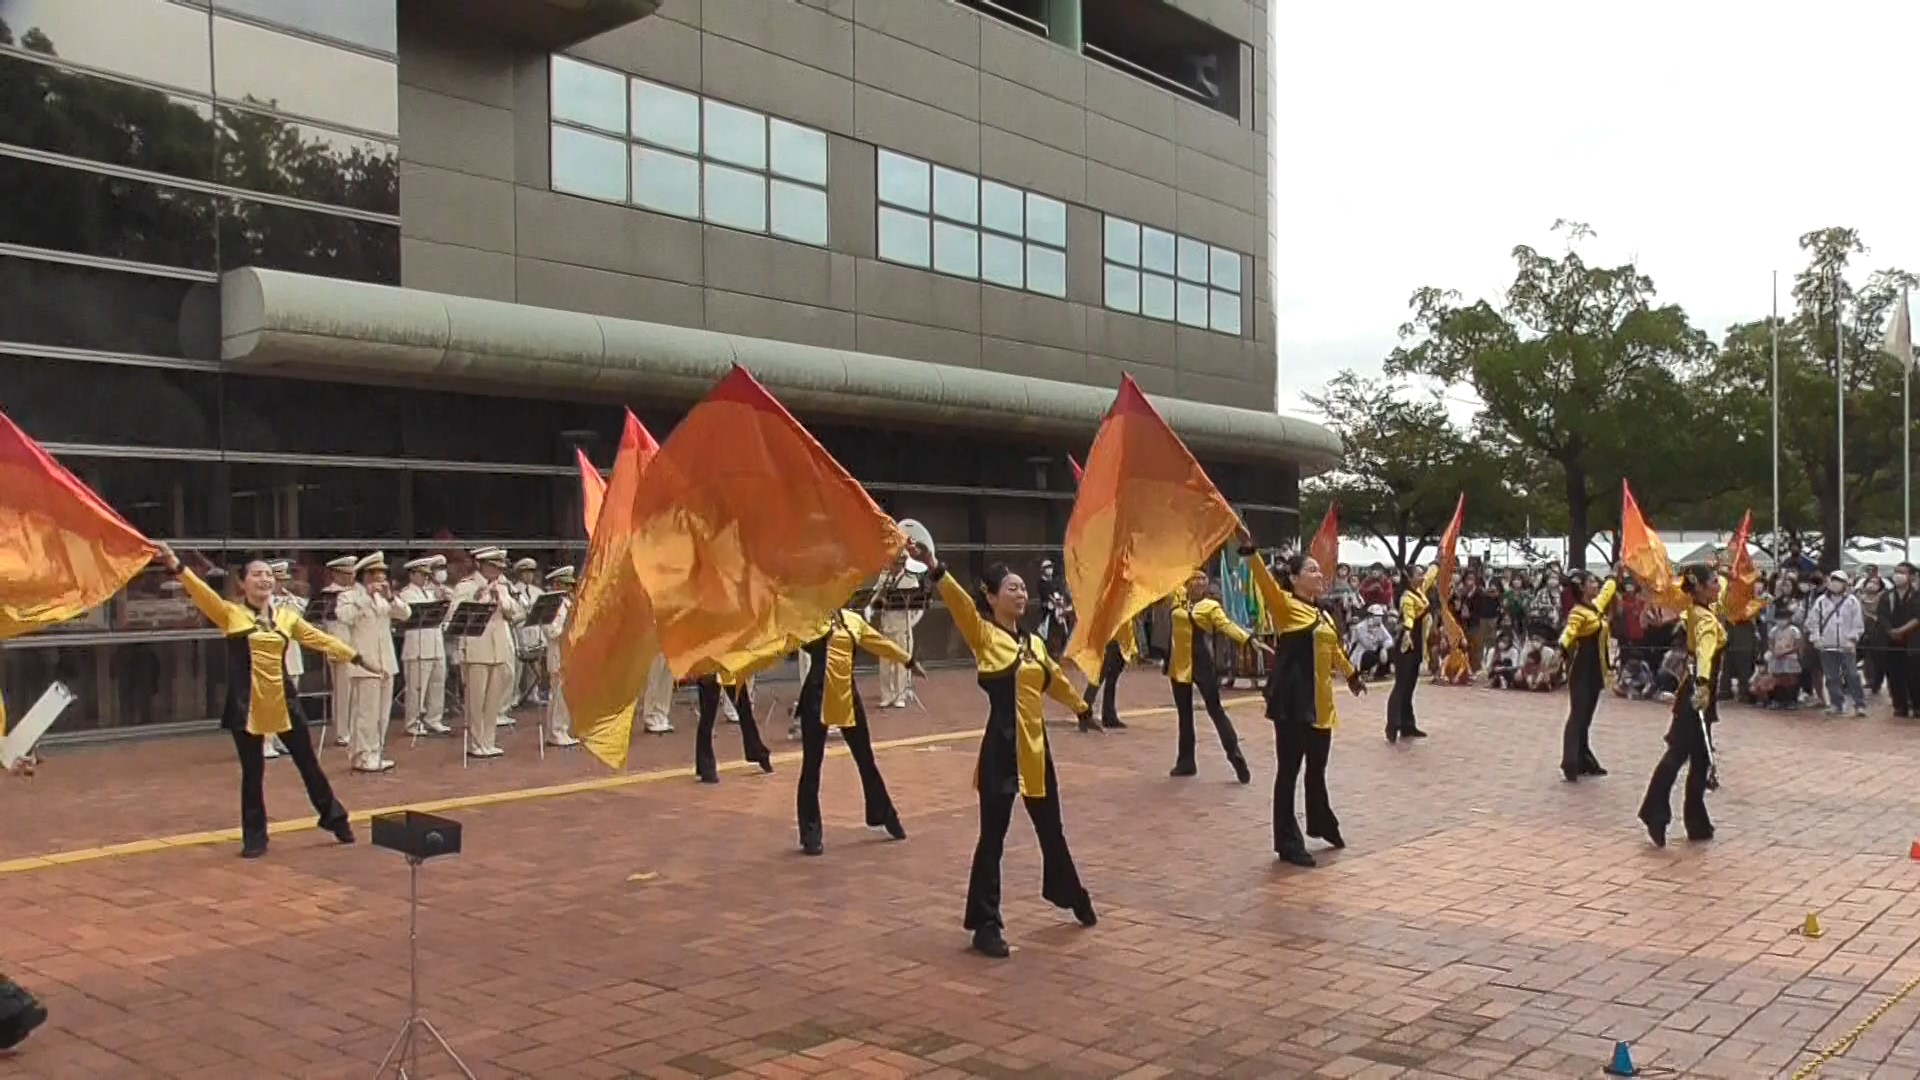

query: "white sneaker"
(498, 715), (518, 728)
(546, 732), (580, 748)
(469, 745), (504, 758)
(404, 724), (428, 738)
(643, 717), (673, 734)
(262, 739), (283, 759)
(333, 733), (351, 747)
(426, 720), (452, 735)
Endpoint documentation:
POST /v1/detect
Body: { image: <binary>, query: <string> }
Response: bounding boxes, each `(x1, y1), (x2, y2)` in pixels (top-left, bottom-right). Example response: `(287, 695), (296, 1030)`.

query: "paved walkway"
(2, 671), (1919, 1078)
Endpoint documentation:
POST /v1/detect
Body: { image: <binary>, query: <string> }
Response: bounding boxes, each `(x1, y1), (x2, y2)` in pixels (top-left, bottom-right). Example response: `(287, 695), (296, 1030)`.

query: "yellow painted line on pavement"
(0, 694), (1263, 878)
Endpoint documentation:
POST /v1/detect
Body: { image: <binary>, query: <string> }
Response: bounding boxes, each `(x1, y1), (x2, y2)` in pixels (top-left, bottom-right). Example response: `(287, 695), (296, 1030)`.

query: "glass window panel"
(702, 163), (766, 232)
(391, 384), (626, 464)
(3, 636), (228, 731)
(876, 150), (929, 211)
(221, 371), (404, 456)
(629, 146), (699, 218)
(1210, 289), (1242, 335)
(769, 180), (828, 246)
(932, 166), (978, 226)
(768, 118), (826, 185)
(1141, 227), (1176, 275)
(1104, 265), (1141, 314)
(0, 354), (222, 449)
(1103, 217), (1140, 266)
(212, 16), (398, 135)
(629, 78), (699, 153)
(550, 55), (626, 135)
(0, 53), (216, 182)
(217, 196), (400, 285)
(0, 255), (218, 360)
(550, 125), (627, 202)
(1025, 244), (1065, 298)
(411, 470), (566, 543)
(213, 0), (398, 54)
(1177, 235), (1209, 283)
(61, 457), (224, 543)
(1176, 280), (1208, 326)
(1141, 273), (1175, 320)
(0, 0), (212, 95)
(1025, 194), (1066, 247)
(226, 461), (402, 540)
(702, 99), (765, 170)
(0, 156), (217, 270)
(980, 233), (1023, 289)
(1210, 246), (1242, 292)
(980, 180), (1023, 236)
(216, 105), (399, 215)
(876, 207), (930, 268)
(932, 221), (978, 278)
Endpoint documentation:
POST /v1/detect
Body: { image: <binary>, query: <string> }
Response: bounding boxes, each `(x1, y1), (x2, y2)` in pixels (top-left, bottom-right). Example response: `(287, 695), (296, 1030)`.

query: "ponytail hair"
(1273, 552), (1307, 594)
(1679, 563), (1715, 597)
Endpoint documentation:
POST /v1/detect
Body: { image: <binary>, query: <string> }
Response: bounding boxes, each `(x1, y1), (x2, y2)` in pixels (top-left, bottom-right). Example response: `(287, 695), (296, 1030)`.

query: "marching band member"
(1167, 571), (1268, 783)
(452, 547), (525, 757)
(1078, 625), (1136, 732)
(321, 555), (356, 746)
(1558, 569), (1619, 782)
(398, 556), (453, 737)
(156, 543), (362, 860)
(786, 608), (918, 854)
(337, 553), (410, 773)
(868, 553), (927, 708)
(913, 542), (1097, 960)
(1385, 565), (1440, 742)
(263, 560), (303, 760)
(641, 653), (675, 734)
(1638, 566), (1723, 846)
(509, 557), (544, 715)
(542, 566), (581, 748)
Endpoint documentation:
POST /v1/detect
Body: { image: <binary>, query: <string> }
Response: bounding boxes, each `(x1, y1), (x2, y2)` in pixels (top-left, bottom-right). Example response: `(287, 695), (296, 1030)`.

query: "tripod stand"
(374, 855), (475, 1079)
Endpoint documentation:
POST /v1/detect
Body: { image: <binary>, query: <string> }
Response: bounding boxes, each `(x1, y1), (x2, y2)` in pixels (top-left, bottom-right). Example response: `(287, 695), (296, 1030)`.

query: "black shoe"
(1072, 896), (1098, 927)
(1078, 714), (1097, 733)
(1587, 765), (1609, 777)
(327, 818), (355, 845)
(1102, 717), (1126, 730)
(882, 816), (907, 841)
(1403, 727), (1429, 738)
(756, 754), (774, 774)
(801, 835), (824, 856)
(972, 930), (1011, 958)
(1315, 828), (1345, 850)
(0, 981), (48, 1051)
(1169, 762), (1197, 777)
(1385, 726), (1399, 743)
(1277, 849), (1316, 868)
(1687, 827), (1715, 843)
(697, 769), (719, 785)
(1642, 818), (1666, 848)
(1230, 756), (1251, 785)
(1562, 768), (1580, 783)
(240, 841), (268, 860)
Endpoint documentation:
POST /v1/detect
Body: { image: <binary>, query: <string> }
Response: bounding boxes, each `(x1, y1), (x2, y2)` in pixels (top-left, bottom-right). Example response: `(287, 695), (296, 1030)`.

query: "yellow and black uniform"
(1244, 551), (1357, 864)
(789, 609), (912, 854)
(1167, 587), (1256, 781)
(1078, 623), (1139, 730)
(173, 566), (359, 857)
(1385, 566), (1440, 741)
(692, 661), (775, 784)
(1637, 601), (1725, 845)
(932, 566), (1095, 952)
(1558, 578), (1619, 781)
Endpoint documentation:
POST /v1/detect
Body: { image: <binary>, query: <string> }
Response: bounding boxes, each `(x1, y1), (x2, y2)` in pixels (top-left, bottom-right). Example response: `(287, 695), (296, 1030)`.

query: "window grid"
(546, 56), (829, 248)
(1100, 214), (1244, 335)
(875, 150), (1067, 299)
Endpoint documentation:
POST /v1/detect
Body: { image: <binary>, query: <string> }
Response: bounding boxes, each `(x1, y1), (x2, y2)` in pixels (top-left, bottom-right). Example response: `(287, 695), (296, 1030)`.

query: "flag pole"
(1905, 286), (1912, 562)
(1771, 271), (1781, 559)
(1836, 272), (1846, 567)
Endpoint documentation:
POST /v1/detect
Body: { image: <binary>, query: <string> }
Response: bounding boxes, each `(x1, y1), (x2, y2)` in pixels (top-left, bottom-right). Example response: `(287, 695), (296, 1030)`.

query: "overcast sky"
(1268, 0), (1920, 422)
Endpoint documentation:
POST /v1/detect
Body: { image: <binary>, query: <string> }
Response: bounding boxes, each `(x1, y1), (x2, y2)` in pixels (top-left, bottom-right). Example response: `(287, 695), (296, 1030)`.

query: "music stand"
(444, 602), (497, 768)
(395, 601), (449, 747)
(520, 593), (567, 760)
(370, 810), (472, 1080)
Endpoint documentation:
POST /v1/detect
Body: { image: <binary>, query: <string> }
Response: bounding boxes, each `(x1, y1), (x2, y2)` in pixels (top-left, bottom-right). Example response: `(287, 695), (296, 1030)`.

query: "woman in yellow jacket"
(1557, 569), (1619, 782)
(790, 608), (922, 855)
(1638, 565), (1724, 847)
(1240, 541), (1366, 866)
(912, 542), (1095, 960)
(157, 543), (365, 859)
(692, 666), (774, 783)
(1167, 571), (1270, 782)
(1385, 564), (1439, 741)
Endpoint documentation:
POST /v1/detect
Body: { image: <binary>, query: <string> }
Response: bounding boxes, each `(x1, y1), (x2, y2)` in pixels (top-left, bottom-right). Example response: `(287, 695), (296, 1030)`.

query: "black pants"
(964, 752), (1086, 933)
(1273, 723), (1335, 856)
(1171, 679), (1243, 768)
(1560, 676), (1604, 777)
(233, 720), (344, 850)
(796, 701), (896, 846)
(1638, 703), (1713, 839)
(1864, 647), (1886, 696)
(1888, 651), (1920, 715)
(1385, 648), (1422, 736)
(695, 678), (771, 779)
(1079, 642), (1125, 726)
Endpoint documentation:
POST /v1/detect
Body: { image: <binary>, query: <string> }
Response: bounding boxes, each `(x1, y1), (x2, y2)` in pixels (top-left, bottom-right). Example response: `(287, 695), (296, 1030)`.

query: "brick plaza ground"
(1, 669), (1918, 1078)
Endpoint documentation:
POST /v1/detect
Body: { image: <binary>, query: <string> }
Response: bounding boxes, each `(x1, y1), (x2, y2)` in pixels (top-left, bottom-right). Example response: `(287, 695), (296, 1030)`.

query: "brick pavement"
(2, 671), (1919, 1078)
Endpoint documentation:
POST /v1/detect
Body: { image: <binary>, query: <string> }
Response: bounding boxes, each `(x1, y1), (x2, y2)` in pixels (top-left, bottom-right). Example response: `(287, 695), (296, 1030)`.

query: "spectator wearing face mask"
(1805, 571), (1866, 716)
(1877, 562), (1920, 716)
(1526, 571), (1563, 639)
(1764, 604), (1804, 709)
(1347, 605), (1395, 679)
(1485, 629), (1521, 688)
(1860, 575), (1889, 698)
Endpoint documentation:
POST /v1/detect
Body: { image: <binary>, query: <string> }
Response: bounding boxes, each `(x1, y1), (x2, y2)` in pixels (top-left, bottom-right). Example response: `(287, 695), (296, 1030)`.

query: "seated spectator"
(1766, 603), (1803, 709)
(1346, 604), (1395, 679)
(1485, 630), (1522, 688)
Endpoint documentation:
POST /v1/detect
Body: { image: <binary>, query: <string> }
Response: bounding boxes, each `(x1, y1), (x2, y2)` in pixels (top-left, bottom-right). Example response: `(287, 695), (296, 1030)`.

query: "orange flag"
(1062, 376), (1241, 677)
(562, 411), (660, 769)
(1308, 501), (1340, 577)
(1434, 494), (1467, 647)
(1068, 455), (1084, 484)
(632, 366), (904, 678)
(576, 448), (606, 538)
(1620, 480), (1684, 609)
(1722, 510), (1765, 623)
(0, 410), (156, 640)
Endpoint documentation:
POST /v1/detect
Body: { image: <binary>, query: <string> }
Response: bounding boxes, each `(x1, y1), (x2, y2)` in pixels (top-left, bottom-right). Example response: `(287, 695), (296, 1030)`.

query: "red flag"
(1723, 511), (1764, 623)
(1620, 480), (1683, 609)
(1434, 494), (1467, 646)
(576, 448), (606, 538)
(1308, 501), (1339, 576)
(1068, 455), (1084, 484)
(0, 410), (157, 639)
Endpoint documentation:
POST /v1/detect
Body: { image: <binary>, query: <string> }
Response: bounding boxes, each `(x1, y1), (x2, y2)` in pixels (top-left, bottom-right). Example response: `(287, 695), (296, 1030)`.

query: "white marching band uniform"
(320, 557), (355, 746)
(867, 566), (925, 708)
(543, 566), (580, 747)
(453, 548), (525, 757)
(507, 558), (545, 719)
(336, 552), (410, 773)
(642, 653), (675, 733)
(398, 555), (453, 737)
(263, 561), (303, 759)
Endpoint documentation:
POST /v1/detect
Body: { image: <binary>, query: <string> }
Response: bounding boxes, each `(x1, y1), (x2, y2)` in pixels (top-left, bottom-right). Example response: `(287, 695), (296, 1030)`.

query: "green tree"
(1300, 371), (1522, 570)
(1386, 222), (1720, 568)
(1708, 228), (1913, 569)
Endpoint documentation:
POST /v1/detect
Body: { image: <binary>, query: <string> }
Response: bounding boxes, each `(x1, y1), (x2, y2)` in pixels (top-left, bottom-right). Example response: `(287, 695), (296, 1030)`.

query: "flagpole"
(1836, 271), (1846, 567)
(1905, 286), (1912, 562)
(1771, 271), (1781, 558)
